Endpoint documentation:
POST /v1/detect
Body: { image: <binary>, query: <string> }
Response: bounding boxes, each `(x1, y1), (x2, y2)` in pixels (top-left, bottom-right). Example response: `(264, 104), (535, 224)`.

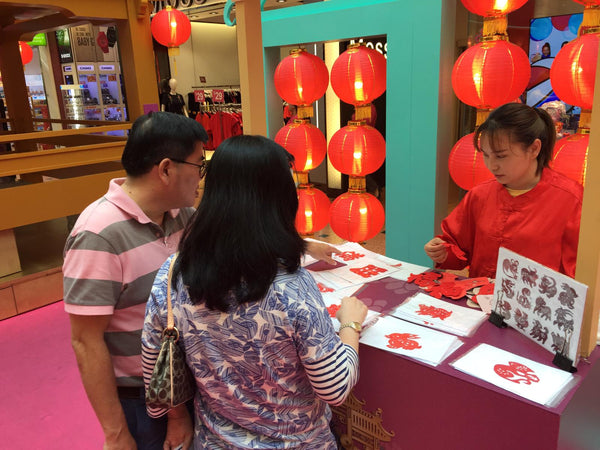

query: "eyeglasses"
(170, 158), (207, 178)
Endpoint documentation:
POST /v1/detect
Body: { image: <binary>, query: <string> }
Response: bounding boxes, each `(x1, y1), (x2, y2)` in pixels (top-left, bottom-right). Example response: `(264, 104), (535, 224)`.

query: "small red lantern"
(452, 40), (530, 109)
(19, 41), (33, 65)
(274, 49), (329, 106)
(328, 121), (386, 176)
(330, 43), (387, 106)
(151, 6), (191, 48)
(448, 133), (494, 190)
(296, 187), (330, 235)
(551, 133), (589, 186)
(330, 192), (385, 242)
(274, 120), (327, 172)
(573, 0), (600, 4)
(550, 33), (599, 110)
(460, 0), (528, 16)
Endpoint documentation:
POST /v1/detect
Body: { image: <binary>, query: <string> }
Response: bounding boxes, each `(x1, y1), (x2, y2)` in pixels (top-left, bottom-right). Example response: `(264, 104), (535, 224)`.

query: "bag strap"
(166, 253), (178, 331)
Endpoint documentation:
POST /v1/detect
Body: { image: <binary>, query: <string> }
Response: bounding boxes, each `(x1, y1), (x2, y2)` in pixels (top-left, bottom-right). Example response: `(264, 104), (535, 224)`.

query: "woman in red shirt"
(424, 103), (582, 278)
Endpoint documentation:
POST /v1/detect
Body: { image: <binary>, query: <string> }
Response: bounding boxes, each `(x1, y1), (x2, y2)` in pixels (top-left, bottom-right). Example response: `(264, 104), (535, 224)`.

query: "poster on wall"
(491, 247), (587, 369)
(526, 13), (582, 132)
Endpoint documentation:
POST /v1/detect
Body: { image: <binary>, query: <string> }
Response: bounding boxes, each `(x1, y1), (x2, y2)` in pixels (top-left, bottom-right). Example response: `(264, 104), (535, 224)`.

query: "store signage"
(151, 0), (206, 13)
(64, 65), (73, 72)
(349, 37), (388, 59)
(194, 90), (205, 103)
(28, 33), (47, 46)
(213, 89), (225, 103)
(99, 65), (115, 71)
(77, 65), (94, 71)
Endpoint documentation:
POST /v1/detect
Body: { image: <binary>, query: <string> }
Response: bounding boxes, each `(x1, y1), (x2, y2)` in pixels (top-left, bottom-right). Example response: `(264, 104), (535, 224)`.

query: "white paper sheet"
(359, 315), (463, 367)
(390, 292), (488, 337)
(451, 343), (575, 406)
(492, 247), (587, 366)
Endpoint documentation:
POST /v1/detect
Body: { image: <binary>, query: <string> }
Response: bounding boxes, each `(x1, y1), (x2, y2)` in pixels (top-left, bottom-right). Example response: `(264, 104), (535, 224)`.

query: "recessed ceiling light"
(277, 0), (287, 3)
(209, 11), (218, 15)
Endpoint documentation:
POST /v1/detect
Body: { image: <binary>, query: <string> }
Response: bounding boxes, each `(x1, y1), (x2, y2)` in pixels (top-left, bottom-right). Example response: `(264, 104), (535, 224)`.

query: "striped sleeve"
(303, 341), (359, 406)
(141, 263), (171, 418)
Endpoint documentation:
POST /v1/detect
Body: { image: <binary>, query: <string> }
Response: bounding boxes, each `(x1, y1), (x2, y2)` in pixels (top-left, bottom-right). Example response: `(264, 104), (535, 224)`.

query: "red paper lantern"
(573, 0), (600, 4)
(550, 33), (599, 110)
(151, 6), (191, 48)
(328, 122), (386, 176)
(551, 133), (589, 186)
(448, 133), (494, 190)
(330, 192), (385, 242)
(274, 49), (329, 106)
(274, 121), (327, 172)
(330, 44), (387, 106)
(460, 0), (528, 16)
(19, 41), (33, 65)
(296, 187), (330, 235)
(452, 40), (530, 109)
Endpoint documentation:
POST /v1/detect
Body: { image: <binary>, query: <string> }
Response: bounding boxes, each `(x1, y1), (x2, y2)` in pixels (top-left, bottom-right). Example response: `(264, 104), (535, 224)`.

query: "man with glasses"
(63, 112), (208, 450)
(63, 111), (339, 449)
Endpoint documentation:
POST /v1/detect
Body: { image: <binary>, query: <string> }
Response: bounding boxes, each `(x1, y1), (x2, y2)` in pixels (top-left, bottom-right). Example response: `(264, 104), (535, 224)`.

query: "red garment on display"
(437, 168), (582, 278)
(210, 111), (242, 149)
(196, 112), (214, 150)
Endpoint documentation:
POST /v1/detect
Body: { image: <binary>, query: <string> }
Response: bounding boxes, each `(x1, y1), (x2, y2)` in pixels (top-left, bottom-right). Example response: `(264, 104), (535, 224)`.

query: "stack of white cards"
(321, 289), (381, 332)
(391, 292), (488, 337)
(359, 315), (463, 367)
(451, 344), (576, 406)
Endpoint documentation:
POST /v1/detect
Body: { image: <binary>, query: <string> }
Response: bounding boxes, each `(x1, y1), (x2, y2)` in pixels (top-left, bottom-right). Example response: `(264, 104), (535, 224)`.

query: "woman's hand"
(305, 241), (340, 265)
(424, 237), (448, 263)
(336, 296), (368, 326)
(164, 405), (193, 450)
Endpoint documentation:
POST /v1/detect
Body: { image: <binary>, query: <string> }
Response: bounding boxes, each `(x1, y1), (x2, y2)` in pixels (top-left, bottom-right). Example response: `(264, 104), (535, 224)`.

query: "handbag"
(145, 254), (195, 408)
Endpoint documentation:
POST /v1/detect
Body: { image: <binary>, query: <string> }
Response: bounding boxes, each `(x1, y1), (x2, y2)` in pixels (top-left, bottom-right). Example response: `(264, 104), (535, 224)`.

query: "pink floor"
(0, 301), (103, 449)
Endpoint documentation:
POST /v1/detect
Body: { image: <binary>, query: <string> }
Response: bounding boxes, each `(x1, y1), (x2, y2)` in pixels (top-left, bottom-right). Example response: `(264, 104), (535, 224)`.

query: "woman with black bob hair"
(142, 135), (367, 449)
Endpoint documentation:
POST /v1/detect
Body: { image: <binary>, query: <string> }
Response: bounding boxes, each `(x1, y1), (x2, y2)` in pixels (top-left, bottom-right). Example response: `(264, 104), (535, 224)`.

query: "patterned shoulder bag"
(145, 254), (195, 408)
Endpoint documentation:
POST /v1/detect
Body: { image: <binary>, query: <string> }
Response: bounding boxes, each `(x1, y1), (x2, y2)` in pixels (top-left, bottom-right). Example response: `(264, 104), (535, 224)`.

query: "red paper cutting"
(327, 304), (341, 318)
(337, 250), (365, 261)
(350, 264), (388, 278)
(494, 361), (540, 385)
(385, 333), (422, 350)
(416, 304), (453, 320)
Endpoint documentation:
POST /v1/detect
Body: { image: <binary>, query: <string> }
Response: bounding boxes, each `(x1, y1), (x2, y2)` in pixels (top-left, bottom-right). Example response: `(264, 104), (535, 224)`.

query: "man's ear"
(156, 158), (173, 184)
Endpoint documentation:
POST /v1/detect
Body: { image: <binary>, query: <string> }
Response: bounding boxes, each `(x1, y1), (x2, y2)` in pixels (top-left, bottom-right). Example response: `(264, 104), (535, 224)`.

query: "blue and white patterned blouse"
(142, 255), (359, 449)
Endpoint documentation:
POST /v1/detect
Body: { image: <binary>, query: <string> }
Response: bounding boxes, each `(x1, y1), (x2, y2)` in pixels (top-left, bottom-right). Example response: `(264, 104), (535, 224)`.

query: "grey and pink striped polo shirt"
(63, 178), (194, 386)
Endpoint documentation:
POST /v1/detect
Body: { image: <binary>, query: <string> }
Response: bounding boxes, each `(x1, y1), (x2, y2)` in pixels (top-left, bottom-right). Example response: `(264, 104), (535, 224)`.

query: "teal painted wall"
(262, 0), (445, 266)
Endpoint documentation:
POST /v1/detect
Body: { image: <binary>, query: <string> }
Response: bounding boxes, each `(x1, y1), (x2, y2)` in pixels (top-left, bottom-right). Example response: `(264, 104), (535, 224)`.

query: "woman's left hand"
(164, 405), (193, 450)
(306, 241), (340, 265)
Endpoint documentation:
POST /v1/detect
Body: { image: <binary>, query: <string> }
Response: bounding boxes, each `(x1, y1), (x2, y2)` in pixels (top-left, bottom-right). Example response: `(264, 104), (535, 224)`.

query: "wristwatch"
(339, 321), (362, 334)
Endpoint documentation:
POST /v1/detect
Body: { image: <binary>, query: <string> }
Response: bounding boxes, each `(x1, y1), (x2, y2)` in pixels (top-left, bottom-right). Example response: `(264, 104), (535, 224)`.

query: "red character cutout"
(317, 283), (334, 293)
(385, 333), (422, 350)
(407, 271), (441, 288)
(416, 304), (452, 320)
(337, 251), (365, 261)
(327, 304), (341, 318)
(494, 361), (540, 385)
(350, 264), (387, 278)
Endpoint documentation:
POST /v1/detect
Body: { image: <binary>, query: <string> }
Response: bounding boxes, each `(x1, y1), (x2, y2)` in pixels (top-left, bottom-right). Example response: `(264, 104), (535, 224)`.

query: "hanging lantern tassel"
(482, 15), (508, 40)
(354, 104), (373, 121)
(297, 105), (314, 119)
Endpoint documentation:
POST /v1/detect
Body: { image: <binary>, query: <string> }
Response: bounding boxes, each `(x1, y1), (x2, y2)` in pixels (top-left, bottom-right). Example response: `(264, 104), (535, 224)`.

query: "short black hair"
(474, 103), (556, 174)
(121, 111), (208, 176)
(175, 134), (306, 312)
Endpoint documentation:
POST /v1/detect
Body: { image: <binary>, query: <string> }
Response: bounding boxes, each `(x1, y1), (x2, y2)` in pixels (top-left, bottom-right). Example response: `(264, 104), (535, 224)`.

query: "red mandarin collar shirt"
(437, 168), (583, 279)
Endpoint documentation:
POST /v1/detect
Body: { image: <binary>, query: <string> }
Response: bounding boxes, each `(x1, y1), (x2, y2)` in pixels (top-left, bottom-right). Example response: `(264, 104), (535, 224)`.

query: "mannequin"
(160, 78), (188, 117)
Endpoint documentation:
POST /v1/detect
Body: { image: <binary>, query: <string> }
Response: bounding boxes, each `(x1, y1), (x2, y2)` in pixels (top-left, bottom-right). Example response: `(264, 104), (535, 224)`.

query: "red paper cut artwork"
(494, 361), (540, 385)
(350, 264), (388, 278)
(317, 283), (333, 293)
(337, 251), (365, 261)
(416, 304), (452, 320)
(385, 333), (422, 350)
(407, 271), (441, 287)
(327, 304), (341, 318)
